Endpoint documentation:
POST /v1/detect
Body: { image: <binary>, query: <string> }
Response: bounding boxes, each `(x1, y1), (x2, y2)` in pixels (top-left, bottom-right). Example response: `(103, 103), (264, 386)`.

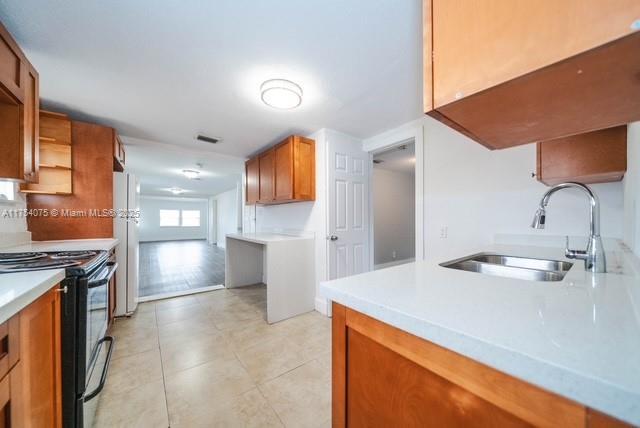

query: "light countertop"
(0, 269), (65, 324)
(0, 238), (118, 323)
(227, 232), (313, 245)
(320, 243), (640, 425)
(4, 238), (119, 253)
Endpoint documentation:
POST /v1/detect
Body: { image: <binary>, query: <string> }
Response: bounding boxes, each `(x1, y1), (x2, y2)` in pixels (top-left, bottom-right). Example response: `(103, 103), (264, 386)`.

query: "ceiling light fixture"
(170, 187), (185, 195)
(182, 169), (200, 180)
(260, 79), (303, 109)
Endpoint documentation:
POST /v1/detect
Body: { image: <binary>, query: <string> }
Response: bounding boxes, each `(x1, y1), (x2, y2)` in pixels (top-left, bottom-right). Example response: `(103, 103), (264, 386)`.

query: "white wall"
(624, 122), (640, 256)
(215, 185), (241, 248)
(373, 168), (415, 265)
(207, 198), (217, 244)
(365, 116), (626, 262)
(0, 184), (30, 247)
(139, 196), (208, 242)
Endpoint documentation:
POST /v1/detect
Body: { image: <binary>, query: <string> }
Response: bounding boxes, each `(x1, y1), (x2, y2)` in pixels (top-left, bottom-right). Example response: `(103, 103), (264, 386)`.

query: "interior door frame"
(363, 122), (425, 271)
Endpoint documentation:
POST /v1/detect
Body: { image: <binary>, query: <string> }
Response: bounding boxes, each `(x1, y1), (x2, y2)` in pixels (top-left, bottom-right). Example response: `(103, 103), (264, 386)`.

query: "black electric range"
(0, 250), (116, 428)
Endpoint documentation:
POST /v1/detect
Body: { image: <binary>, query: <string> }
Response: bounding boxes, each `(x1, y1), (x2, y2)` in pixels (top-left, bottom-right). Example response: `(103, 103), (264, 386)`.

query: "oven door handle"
(83, 336), (114, 403)
(87, 262), (118, 289)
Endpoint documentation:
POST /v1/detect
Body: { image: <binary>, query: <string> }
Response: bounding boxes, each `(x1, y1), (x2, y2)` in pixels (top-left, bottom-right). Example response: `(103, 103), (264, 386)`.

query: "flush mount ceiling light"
(260, 79), (303, 109)
(182, 169), (200, 180)
(170, 187), (185, 195)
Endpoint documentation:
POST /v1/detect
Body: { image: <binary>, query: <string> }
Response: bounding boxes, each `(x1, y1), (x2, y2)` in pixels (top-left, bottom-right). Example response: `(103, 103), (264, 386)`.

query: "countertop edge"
(320, 284), (640, 426)
(0, 269), (65, 324)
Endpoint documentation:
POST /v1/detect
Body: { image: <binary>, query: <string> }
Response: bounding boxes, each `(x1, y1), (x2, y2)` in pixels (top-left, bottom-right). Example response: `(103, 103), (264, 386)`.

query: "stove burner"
(0, 259), (82, 273)
(0, 252), (48, 263)
(50, 251), (97, 260)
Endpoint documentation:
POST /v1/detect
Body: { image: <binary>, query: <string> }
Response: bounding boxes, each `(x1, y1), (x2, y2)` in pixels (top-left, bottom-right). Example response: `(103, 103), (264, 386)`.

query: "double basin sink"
(440, 253), (573, 282)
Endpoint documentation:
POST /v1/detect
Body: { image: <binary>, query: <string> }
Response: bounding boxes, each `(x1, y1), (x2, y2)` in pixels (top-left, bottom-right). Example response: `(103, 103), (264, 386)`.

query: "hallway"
(139, 240), (225, 297)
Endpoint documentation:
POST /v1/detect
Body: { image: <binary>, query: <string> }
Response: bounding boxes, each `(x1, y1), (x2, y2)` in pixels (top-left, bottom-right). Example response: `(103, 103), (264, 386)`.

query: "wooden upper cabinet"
(245, 157), (259, 204)
(258, 149), (275, 204)
(0, 20), (40, 183)
(22, 62), (39, 183)
(113, 131), (125, 172)
(246, 135), (315, 205)
(274, 137), (294, 201)
(21, 111), (72, 195)
(537, 125), (627, 186)
(0, 21), (25, 102)
(424, 0), (640, 149)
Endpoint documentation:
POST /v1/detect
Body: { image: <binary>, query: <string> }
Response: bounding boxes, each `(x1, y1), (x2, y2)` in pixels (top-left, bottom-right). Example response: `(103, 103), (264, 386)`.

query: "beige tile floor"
(95, 285), (332, 428)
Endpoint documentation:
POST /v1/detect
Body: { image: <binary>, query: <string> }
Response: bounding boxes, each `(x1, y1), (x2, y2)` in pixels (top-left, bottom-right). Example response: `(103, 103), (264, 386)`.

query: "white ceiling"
(0, 0), (423, 159)
(124, 137), (243, 197)
(373, 143), (415, 174)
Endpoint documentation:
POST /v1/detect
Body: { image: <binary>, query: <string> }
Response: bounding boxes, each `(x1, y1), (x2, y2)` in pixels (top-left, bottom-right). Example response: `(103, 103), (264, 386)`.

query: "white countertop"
(0, 238), (118, 323)
(227, 232), (313, 245)
(4, 238), (119, 253)
(0, 269), (65, 323)
(320, 243), (640, 425)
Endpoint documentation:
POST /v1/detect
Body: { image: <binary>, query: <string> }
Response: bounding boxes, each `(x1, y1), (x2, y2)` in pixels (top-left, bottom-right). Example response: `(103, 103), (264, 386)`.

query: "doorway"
(371, 143), (416, 269)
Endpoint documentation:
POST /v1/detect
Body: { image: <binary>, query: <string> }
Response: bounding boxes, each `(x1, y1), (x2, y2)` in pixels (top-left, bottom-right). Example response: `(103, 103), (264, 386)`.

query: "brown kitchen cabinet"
(113, 132), (125, 172)
(0, 20), (40, 183)
(21, 111), (73, 195)
(332, 303), (629, 428)
(27, 120), (115, 240)
(0, 284), (63, 428)
(245, 157), (260, 204)
(423, 0), (640, 150)
(246, 135), (315, 205)
(258, 149), (275, 204)
(537, 125), (627, 186)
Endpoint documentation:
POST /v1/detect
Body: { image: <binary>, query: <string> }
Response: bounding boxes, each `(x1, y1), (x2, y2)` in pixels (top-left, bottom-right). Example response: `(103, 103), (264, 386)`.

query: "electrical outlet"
(440, 227), (448, 239)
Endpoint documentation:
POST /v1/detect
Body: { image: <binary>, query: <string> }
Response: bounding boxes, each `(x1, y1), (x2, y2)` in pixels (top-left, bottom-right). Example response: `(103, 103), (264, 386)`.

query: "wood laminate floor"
(139, 240), (225, 298)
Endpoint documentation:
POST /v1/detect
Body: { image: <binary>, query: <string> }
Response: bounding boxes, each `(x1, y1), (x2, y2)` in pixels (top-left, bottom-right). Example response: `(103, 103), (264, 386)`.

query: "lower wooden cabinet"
(332, 303), (628, 427)
(536, 125), (627, 186)
(0, 285), (62, 428)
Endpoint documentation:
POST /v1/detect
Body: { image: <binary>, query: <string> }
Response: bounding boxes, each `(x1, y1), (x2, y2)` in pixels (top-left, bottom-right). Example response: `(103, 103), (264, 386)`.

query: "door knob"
(328, 235), (338, 241)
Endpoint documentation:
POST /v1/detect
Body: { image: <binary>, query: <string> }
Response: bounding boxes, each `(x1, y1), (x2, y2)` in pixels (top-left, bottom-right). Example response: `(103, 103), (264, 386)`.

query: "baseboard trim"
(138, 284), (225, 302)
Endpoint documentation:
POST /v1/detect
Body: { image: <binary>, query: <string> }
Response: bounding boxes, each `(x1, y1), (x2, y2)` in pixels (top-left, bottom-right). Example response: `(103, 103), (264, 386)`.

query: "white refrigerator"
(113, 172), (139, 316)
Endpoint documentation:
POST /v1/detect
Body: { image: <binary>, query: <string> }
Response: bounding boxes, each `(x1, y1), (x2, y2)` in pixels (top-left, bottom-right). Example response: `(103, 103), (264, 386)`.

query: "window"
(159, 209), (201, 227)
(0, 181), (14, 203)
(181, 210), (201, 227)
(159, 209), (180, 227)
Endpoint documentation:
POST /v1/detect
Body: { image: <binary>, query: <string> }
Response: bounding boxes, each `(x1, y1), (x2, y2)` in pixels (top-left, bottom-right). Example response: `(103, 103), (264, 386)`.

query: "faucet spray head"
(531, 208), (546, 229)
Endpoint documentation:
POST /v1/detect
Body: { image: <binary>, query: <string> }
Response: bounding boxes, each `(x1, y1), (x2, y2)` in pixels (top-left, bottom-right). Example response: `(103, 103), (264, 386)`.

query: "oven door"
(85, 261), (117, 371)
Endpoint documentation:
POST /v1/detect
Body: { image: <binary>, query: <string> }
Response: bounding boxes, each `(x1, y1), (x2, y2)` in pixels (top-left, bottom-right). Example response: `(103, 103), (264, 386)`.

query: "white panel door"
(328, 137), (370, 280)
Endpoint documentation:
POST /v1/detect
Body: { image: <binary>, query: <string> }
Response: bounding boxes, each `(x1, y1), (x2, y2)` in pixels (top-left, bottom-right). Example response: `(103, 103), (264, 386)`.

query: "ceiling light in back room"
(170, 187), (185, 195)
(260, 79), (303, 109)
(182, 169), (200, 180)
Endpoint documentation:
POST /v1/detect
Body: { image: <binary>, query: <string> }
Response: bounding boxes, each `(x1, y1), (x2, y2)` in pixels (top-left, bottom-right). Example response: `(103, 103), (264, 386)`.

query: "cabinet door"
(293, 136), (315, 201)
(431, 0), (640, 108)
(245, 157), (259, 204)
(274, 138), (294, 201)
(18, 286), (62, 428)
(0, 22), (25, 102)
(258, 149), (275, 203)
(536, 125), (627, 186)
(22, 62), (39, 183)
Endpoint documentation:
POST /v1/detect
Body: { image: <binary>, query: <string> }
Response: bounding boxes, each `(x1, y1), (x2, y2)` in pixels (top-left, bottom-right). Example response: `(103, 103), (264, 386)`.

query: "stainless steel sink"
(440, 253), (573, 282)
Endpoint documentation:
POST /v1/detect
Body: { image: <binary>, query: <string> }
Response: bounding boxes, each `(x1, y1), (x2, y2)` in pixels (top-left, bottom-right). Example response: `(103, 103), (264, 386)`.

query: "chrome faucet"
(531, 182), (606, 273)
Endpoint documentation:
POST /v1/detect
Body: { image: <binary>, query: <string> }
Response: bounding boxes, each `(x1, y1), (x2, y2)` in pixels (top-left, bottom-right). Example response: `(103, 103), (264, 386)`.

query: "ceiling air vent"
(196, 134), (220, 144)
